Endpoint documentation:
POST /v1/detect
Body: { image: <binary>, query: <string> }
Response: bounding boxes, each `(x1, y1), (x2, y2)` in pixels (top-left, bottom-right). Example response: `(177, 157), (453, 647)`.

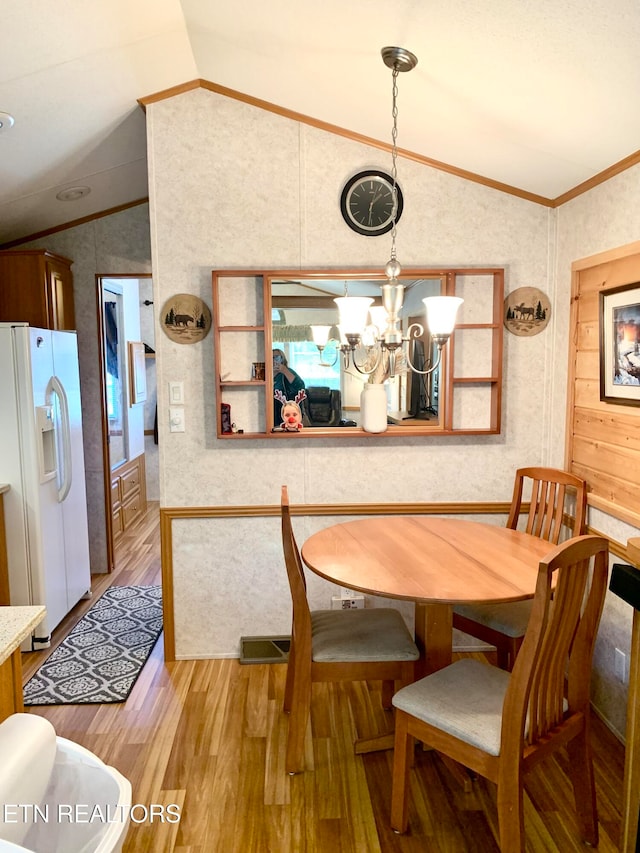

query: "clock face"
(340, 170), (403, 236)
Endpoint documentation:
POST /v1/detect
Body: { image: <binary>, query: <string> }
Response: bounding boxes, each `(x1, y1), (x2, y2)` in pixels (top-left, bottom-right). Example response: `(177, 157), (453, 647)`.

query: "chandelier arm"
(405, 322), (425, 340)
(342, 343), (383, 376)
(317, 340), (340, 367)
(405, 343), (444, 376)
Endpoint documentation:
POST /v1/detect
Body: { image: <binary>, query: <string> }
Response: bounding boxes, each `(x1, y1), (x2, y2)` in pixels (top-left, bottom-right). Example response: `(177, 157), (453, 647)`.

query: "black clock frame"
(340, 170), (403, 237)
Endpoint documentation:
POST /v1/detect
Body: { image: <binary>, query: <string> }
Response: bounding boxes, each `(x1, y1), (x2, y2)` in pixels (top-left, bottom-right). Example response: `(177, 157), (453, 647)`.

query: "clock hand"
(367, 197), (375, 226)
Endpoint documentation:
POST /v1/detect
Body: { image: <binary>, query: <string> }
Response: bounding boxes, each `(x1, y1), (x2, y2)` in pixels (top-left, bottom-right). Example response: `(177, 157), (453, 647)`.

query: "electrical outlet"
(614, 647), (629, 684)
(332, 595), (364, 610)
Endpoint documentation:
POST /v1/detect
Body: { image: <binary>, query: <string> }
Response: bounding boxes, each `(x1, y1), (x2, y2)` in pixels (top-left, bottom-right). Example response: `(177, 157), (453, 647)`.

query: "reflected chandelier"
(334, 47), (463, 378)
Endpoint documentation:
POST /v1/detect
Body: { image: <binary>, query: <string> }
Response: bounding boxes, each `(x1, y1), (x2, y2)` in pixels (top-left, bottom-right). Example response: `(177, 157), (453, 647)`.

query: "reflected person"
(273, 349), (305, 426)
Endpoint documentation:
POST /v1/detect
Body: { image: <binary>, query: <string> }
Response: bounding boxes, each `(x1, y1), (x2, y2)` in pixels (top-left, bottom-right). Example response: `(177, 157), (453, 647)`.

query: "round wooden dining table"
(301, 515), (553, 678)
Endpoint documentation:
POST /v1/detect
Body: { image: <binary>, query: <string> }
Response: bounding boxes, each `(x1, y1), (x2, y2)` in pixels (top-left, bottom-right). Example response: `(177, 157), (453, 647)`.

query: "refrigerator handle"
(47, 375), (73, 502)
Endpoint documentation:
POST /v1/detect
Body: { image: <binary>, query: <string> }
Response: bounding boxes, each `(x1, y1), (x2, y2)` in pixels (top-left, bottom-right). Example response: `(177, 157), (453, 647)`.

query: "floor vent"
(240, 635), (291, 665)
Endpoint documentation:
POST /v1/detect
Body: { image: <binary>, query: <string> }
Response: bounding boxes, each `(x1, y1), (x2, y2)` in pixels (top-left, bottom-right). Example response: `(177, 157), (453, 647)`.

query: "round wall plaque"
(160, 293), (212, 344)
(504, 287), (551, 337)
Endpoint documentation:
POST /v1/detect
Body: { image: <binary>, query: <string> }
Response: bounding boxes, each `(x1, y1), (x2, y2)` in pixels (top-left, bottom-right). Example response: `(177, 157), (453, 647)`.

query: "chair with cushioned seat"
(304, 385), (343, 427)
(281, 485), (419, 774)
(391, 534), (609, 851)
(453, 466), (587, 670)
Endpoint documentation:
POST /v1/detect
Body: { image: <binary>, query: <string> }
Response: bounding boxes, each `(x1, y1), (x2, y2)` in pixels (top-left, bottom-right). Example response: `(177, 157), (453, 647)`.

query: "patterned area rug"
(24, 585), (163, 706)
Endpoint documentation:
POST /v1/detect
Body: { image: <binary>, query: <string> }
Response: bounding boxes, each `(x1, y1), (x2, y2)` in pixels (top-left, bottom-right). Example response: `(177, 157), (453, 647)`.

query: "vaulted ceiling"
(1, 0), (639, 246)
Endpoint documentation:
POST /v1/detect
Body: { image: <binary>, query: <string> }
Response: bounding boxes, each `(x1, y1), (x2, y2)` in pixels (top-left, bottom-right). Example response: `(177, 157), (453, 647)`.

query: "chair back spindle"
(506, 466), (588, 544)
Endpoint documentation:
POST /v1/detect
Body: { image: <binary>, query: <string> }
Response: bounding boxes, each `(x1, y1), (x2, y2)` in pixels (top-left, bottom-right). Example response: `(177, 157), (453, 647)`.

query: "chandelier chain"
(390, 65), (400, 261)
(331, 47), (461, 384)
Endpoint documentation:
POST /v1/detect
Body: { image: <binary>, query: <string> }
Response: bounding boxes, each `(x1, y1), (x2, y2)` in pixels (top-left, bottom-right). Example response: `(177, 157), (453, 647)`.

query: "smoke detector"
(56, 186), (91, 202)
(0, 112), (15, 133)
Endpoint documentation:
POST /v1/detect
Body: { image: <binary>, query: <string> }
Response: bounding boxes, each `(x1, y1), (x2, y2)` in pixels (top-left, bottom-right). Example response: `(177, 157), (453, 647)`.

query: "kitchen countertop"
(0, 606), (45, 665)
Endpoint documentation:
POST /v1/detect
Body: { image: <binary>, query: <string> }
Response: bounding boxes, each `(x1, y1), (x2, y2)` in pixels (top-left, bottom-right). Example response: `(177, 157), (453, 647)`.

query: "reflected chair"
(391, 534), (608, 851)
(281, 485), (419, 774)
(453, 467), (588, 670)
(304, 386), (342, 427)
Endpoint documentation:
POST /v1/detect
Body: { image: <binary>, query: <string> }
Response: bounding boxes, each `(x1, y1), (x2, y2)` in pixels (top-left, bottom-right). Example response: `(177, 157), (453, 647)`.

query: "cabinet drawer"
(122, 494), (141, 528)
(111, 479), (121, 508)
(120, 466), (140, 499)
(112, 506), (124, 540)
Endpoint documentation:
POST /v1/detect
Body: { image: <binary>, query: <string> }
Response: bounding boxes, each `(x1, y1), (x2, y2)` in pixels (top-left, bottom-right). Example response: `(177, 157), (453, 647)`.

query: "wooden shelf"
(219, 325), (265, 332)
(212, 268), (504, 438)
(452, 376), (500, 384)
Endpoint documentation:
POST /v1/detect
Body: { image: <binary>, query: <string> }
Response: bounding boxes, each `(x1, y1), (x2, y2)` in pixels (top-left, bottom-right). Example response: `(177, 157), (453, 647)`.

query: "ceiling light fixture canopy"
(333, 47), (463, 379)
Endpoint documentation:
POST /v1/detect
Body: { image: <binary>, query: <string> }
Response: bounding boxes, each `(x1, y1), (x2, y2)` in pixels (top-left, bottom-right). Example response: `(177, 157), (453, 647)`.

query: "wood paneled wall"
(567, 241), (640, 527)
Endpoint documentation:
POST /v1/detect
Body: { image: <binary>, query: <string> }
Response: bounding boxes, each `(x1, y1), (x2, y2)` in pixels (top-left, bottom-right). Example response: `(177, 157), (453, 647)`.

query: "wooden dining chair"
(390, 533), (608, 851)
(280, 485), (419, 774)
(453, 466), (588, 670)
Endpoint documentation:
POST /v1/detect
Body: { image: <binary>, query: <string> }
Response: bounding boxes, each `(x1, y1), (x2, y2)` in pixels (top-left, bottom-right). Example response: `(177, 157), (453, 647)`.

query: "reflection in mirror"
(270, 276), (443, 429)
(102, 284), (128, 467)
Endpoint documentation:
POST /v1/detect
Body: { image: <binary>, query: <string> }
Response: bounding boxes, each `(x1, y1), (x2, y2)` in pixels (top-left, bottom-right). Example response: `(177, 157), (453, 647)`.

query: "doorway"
(97, 274), (158, 570)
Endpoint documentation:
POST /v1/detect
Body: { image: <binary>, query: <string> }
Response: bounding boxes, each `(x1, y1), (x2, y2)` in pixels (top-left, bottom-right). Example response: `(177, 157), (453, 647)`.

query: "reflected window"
(272, 339), (341, 391)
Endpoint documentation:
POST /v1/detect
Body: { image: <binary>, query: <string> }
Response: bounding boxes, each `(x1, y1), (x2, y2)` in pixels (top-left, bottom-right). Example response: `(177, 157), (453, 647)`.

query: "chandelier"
(334, 47), (463, 378)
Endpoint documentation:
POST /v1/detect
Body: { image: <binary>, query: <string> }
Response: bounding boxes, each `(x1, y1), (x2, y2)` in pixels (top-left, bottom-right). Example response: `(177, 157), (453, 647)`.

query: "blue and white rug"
(24, 585), (163, 705)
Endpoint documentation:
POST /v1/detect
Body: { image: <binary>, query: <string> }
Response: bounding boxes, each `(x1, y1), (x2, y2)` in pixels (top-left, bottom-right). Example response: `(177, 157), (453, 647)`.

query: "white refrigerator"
(0, 323), (92, 650)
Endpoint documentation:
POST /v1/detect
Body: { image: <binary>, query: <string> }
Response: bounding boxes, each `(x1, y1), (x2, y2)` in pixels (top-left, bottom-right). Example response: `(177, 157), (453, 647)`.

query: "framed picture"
(599, 282), (640, 406)
(128, 341), (147, 405)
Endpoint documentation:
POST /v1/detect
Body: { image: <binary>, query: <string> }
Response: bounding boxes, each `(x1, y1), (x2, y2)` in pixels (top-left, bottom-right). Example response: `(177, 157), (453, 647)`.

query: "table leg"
(353, 600), (473, 790)
(356, 604), (455, 754)
(415, 602), (453, 678)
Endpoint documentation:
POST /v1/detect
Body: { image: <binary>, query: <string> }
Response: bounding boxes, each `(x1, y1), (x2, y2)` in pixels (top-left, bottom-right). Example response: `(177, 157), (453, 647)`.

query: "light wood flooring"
(21, 502), (626, 852)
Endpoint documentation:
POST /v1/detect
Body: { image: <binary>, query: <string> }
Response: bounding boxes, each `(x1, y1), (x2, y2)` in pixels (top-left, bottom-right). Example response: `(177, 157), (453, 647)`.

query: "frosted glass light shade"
(423, 296), (463, 335)
(368, 305), (389, 336)
(310, 325), (331, 346)
(334, 296), (374, 335)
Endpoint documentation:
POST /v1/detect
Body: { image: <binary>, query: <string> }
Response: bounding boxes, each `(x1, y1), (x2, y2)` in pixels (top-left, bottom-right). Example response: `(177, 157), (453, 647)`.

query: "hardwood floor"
(21, 502), (625, 852)
(21, 501), (162, 683)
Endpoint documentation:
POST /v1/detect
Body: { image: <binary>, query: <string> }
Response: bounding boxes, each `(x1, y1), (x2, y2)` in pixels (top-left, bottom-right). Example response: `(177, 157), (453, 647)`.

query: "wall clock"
(340, 170), (403, 236)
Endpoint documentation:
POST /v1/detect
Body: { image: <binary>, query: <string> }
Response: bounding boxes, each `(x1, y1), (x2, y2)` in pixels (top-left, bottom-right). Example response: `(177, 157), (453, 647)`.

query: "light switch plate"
(169, 381), (184, 404)
(169, 406), (185, 433)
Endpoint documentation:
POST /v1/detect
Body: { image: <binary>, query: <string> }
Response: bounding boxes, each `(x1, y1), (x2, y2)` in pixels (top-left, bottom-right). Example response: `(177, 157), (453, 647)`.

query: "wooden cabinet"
(0, 606), (46, 722)
(0, 488), (9, 606)
(110, 454), (146, 543)
(0, 249), (75, 330)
